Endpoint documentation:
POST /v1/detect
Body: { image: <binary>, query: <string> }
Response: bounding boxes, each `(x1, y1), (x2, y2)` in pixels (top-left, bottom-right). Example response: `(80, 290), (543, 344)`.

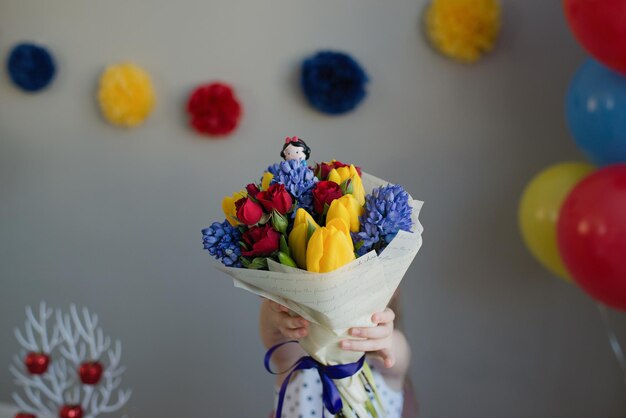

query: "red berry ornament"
(78, 361), (103, 385)
(14, 413), (36, 418)
(59, 405), (82, 418)
(24, 352), (50, 375)
(186, 82), (242, 137)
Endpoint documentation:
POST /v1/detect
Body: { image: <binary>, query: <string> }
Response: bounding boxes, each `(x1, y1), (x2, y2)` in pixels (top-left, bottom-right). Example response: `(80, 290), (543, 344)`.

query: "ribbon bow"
(265, 341), (365, 418)
(285, 136), (300, 144)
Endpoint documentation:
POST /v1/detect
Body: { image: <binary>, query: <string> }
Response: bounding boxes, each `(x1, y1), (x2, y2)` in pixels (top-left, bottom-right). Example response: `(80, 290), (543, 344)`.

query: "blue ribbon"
(265, 341), (365, 418)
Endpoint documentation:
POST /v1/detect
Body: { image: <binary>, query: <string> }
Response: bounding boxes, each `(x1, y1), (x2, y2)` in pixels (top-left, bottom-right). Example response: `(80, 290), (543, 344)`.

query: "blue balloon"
(566, 59), (626, 166)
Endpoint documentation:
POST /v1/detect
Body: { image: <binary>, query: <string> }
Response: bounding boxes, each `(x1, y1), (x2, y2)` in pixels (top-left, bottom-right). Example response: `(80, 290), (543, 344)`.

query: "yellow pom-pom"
(425, 0), (501, 63)
(98, 62), (156, 127)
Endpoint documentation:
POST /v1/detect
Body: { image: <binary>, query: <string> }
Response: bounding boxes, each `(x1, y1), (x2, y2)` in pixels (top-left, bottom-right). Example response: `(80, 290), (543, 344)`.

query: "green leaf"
(323, 202), (330, 216)
(271, 210), (288, 234)
(279, 235), (290, 256)
(278, 251), (297, 268)
(240, 257), (251, 268)
(354, 241), (364, 252)
(307, 221), (317, 240)
(314, 164), (323, 180)
(340, 178), (354, 195)
(239, 241), (250, 251)
(248, 257), (268, 270)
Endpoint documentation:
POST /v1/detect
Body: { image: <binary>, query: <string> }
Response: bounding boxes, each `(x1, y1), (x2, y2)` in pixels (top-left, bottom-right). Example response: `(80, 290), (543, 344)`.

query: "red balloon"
(563, 0), (626, 75)
(557, 165), (626, 310)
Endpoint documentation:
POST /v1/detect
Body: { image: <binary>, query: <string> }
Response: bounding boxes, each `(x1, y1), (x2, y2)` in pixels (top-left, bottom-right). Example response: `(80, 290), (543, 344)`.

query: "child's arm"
(259, 299), (309, 383)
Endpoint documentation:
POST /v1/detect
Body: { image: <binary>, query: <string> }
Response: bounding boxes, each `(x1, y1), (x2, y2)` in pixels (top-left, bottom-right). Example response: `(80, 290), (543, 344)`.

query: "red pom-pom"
(186, 82), (242, 137)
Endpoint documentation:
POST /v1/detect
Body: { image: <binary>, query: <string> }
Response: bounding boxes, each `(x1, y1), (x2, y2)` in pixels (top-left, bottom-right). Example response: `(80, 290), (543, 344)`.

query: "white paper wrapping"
(215, 172), (423, 416)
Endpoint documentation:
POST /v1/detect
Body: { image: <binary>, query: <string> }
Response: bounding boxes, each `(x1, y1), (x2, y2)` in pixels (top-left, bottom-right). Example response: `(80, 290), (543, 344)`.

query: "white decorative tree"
(9, 302), (131, 418)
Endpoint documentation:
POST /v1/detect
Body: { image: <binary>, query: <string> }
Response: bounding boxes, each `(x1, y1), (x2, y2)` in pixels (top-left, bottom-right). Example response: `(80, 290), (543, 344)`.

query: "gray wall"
(1, 1), (625, 417)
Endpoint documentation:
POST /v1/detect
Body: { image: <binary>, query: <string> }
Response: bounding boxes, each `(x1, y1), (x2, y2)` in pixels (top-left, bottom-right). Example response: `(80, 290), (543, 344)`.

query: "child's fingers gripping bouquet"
(202, 137), (423, 418)
(262, 300), (401, 370)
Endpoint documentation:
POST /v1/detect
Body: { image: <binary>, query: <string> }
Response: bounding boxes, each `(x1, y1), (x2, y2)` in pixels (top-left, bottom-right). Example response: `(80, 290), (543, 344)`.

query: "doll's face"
(283, 144), (306, 161)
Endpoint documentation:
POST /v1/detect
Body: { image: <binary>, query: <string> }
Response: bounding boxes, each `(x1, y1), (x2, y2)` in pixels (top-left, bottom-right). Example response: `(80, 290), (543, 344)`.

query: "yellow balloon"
(518, 162), (594, 281)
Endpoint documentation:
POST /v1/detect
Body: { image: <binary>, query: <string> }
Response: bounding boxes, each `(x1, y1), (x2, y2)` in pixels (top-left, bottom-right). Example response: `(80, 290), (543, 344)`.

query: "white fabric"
(274, 366), (403, 418)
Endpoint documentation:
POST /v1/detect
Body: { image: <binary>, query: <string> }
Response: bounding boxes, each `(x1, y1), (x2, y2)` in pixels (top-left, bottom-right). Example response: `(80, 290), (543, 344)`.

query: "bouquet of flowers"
(202, 137), (423, 418)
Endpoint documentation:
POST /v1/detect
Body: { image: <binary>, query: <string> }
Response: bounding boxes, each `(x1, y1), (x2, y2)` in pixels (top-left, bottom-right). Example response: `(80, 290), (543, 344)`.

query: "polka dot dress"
(273, 365), (403, 418)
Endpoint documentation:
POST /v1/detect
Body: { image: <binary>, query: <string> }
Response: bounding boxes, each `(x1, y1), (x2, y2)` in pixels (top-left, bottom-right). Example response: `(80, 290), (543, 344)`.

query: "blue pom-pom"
(301, 50), (369, 115)
(7, 43), (56, 92)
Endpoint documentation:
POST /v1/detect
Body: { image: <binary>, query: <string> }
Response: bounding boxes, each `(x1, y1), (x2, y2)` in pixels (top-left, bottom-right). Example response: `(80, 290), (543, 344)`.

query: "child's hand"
(341, 308), (396, 368)
(266, 300), (309, 340)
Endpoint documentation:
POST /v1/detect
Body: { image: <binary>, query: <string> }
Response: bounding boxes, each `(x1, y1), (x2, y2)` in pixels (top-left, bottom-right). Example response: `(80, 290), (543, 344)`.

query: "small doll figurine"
(281, 136), (311, 162)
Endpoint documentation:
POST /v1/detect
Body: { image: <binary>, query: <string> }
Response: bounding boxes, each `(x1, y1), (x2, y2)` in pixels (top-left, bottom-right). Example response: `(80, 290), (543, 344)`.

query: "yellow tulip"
(294, 208), (320, 230)
(327, 165), (365, 206)
(222, 190), (247, 226)
(325, 218), (353, 251)
(288, 209), (319, 269)
(261, 172), (273, 191)
(306, 223), (356, 273)
(326, 195), (363, 233)
(289, 224), (309, 269)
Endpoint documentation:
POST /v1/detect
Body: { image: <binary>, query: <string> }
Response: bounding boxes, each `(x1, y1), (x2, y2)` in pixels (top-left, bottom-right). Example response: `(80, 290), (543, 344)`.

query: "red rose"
(246, 183), (260, 198)
(256, 184), (293, 215)
(314, 162), (333, 180)
(235, 197), (263, 225)
(315, 161), (362, 180)
(241, 225), (281, 257)
(312, 181), (344, 214)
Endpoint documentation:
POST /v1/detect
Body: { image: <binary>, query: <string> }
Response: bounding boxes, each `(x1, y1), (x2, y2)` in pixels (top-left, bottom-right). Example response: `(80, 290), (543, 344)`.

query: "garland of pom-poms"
(424, 0), (501, 63)
(186, 82), (242, 137)
(7, 43), (56, 92)
(97, 62), (156, 127)
(300, 50), (369, 115)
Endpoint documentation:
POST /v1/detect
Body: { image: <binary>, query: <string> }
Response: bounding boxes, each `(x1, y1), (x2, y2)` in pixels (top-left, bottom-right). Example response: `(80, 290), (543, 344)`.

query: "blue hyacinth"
(202, 220), (242, 267)
(353, 184), (413, 256)
(267, 159), (318, 213)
